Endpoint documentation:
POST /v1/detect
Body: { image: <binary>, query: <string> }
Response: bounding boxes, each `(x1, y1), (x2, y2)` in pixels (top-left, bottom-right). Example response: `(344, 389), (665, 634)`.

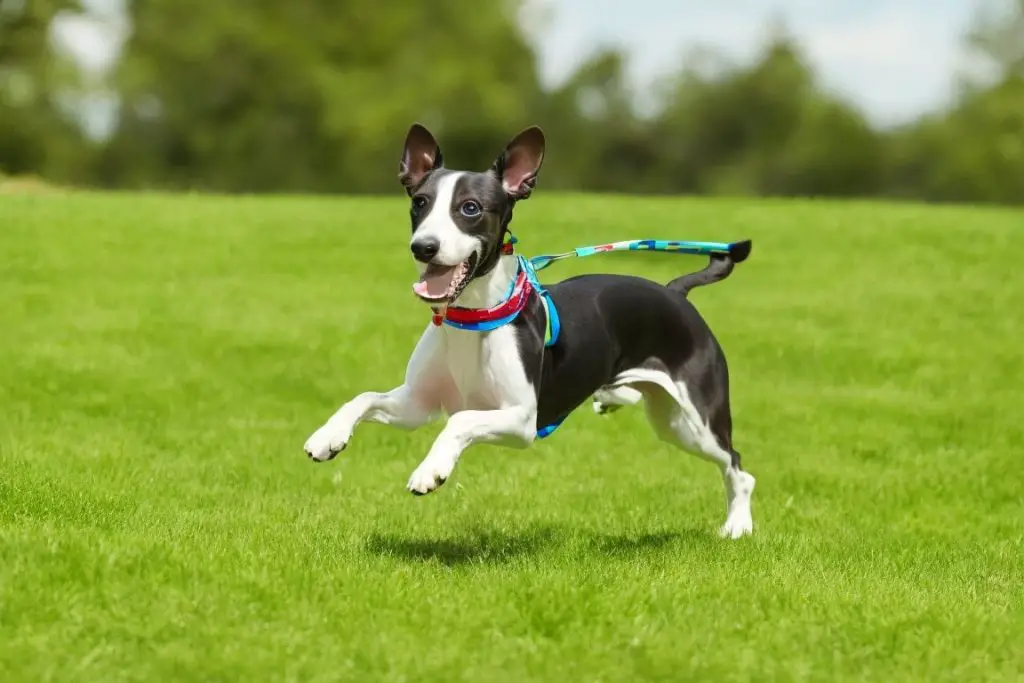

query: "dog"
(304, 124), (756, 538)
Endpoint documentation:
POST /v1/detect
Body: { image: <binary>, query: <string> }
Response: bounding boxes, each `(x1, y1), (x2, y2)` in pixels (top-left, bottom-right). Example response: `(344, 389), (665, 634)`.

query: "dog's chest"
(443, 326), (526, 411)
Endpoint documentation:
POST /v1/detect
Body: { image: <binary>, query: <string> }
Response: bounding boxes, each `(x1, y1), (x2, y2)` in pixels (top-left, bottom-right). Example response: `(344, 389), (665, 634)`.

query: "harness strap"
(518, 255), (560, 348)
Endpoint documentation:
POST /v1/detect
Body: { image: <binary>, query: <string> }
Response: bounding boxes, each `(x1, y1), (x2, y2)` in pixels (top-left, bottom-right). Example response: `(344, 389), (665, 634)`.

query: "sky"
(523, 0), (982, 125)
(53, 0), (985, 133)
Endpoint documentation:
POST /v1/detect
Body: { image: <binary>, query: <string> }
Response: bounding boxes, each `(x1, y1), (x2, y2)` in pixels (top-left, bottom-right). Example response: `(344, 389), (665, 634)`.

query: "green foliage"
(647, 40), (884, 198)
(1, 1), (1023, 203)
(0, 0), (84, 177)
(967, 0), (1024, 80)
(95, 0), (541, 192)
(888, 77), (1024, 204)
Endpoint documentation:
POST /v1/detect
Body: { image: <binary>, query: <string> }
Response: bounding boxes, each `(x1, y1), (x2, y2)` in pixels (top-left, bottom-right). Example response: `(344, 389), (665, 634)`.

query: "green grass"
(1, 191), (1022, 682)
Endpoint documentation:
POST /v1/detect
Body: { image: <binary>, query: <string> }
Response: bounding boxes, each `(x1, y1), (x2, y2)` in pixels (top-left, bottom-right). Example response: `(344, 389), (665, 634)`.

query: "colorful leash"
(525, 238), (739, 272)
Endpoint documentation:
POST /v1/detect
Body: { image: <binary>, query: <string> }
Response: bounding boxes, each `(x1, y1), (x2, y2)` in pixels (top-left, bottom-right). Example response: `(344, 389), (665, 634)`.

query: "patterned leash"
(523, 238), (742, 272)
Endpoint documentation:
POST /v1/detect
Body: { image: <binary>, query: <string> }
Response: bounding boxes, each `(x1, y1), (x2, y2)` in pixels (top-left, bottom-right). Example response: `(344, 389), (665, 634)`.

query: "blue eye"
(460, 200), (482, 217)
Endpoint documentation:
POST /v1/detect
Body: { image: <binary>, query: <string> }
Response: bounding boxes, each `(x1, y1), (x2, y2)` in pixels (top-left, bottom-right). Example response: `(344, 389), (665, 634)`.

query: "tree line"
(2, 0), (1022, 204)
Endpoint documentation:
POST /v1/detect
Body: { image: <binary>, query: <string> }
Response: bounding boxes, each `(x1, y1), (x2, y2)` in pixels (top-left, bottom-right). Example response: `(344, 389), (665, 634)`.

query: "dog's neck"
(451, 254), (519, 310)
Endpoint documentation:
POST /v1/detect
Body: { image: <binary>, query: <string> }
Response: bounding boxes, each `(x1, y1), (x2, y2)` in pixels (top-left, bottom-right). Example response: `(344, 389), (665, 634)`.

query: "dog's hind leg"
(607, 367), (755, 539)
(592, 385), (643, 415)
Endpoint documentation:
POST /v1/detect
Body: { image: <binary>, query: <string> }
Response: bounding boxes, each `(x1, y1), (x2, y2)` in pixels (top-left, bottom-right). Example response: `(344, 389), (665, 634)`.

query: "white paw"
(592, 399), (619, 415)
(719, 510), (753, 539)
(406, 454), (456, 495)
(303, 422), (352, 462)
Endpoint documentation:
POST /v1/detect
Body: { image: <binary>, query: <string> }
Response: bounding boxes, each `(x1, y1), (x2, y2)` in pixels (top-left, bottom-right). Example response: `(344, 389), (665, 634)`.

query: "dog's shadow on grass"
(365, 526), (710, 566)
(365, 526), (561, 566)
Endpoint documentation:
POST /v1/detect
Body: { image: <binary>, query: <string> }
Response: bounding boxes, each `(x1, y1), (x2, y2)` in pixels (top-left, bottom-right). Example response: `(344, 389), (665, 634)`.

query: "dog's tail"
(667, 240), (752, 296)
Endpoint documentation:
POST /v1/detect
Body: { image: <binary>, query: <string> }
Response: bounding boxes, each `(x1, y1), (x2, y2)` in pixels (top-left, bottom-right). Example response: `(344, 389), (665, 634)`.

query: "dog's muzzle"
(412, 252), (479, 304)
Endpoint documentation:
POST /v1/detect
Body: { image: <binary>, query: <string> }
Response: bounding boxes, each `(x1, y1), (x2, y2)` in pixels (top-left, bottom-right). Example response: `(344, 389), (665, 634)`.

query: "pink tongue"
(413, 265), (457, 298)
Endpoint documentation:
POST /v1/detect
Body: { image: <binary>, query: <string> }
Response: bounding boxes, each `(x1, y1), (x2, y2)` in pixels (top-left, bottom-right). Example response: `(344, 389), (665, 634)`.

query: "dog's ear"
(493, 126), (545, 200)
(399, 123), (443, 193)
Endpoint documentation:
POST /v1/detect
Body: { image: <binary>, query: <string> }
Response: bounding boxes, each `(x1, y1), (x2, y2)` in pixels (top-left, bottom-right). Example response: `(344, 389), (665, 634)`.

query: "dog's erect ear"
(399, 123), (443, 192)
(493, 126), (545, 200)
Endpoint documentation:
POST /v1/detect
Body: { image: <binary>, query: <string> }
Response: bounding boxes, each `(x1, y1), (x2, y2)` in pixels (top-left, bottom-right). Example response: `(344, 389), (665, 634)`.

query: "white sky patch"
(526, 0), (979, 125)
(50, 15), (118, 74)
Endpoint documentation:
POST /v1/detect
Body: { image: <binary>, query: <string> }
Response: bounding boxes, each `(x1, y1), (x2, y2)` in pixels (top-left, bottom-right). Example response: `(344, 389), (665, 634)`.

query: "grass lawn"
(1, 191), (1021, 682)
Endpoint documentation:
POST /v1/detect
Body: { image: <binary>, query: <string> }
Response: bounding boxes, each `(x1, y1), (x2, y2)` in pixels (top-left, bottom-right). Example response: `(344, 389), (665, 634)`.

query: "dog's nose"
(411, 238), (440, 263)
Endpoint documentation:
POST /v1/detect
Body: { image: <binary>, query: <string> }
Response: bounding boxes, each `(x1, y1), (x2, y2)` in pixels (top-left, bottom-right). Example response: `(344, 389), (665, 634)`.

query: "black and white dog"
(304, 124), (757, 538)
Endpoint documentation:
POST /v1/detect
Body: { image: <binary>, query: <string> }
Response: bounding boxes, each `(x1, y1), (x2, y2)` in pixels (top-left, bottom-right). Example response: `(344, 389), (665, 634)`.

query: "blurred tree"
(887, 77), (1024, 205)
(640, 34), (883, 197)
(887, 0), (1024, 204)
(675, 37), (814, 195)
(529, 48), (657, 192)
(0, 0), (84, 178)
(966, 0), (1024, 80)
(2, 0), (1019, 205)
(759, 97), (884, 198)
(97, 0), (543, 192)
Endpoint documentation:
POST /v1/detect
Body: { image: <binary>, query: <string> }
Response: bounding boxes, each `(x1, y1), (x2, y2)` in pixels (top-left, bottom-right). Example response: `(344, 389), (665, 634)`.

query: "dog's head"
(399, 124), (545, 305)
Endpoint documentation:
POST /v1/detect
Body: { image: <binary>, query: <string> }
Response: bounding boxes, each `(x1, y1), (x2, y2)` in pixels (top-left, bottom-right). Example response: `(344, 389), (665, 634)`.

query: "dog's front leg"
(304, 325), (446, 462)
(406, 406), (537, 494)
(304, 385), (437, 462)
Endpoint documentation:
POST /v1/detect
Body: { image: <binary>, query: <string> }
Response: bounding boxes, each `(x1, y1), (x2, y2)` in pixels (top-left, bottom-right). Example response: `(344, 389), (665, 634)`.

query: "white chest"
(442, 325), (527, 412)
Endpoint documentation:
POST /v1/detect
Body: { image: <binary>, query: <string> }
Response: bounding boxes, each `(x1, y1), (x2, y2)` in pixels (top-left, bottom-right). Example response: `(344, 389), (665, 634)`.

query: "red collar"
(431, 267), (532, 328)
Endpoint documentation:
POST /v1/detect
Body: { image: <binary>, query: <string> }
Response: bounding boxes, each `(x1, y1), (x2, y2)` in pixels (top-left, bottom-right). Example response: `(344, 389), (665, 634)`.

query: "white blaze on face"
(411, 171), (478, 267)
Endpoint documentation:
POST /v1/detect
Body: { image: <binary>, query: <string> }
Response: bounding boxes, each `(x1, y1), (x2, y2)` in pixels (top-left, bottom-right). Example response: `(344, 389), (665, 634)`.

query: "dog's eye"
(412, 195), (428, 211)
(460, 200), (482, 218)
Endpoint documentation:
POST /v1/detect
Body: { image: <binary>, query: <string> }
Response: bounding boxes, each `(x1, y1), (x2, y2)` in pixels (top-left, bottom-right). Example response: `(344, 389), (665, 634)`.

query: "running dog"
(304, 124), (756, 538)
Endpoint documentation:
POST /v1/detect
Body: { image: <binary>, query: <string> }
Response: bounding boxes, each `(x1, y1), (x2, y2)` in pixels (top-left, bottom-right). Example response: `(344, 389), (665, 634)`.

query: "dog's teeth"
(446, 260), (470, 297)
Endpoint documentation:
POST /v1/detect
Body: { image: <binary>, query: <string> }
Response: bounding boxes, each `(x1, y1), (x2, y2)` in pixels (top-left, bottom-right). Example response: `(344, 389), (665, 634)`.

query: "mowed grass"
(1, 191), (1022, 682)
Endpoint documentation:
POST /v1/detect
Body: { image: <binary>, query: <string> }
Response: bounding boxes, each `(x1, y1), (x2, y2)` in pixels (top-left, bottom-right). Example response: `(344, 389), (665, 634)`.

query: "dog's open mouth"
(412, 253), (478, 303)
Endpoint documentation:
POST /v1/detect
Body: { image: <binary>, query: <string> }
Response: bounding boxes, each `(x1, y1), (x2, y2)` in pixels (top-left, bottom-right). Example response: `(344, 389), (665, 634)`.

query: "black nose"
(411, 238), (440, 263)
